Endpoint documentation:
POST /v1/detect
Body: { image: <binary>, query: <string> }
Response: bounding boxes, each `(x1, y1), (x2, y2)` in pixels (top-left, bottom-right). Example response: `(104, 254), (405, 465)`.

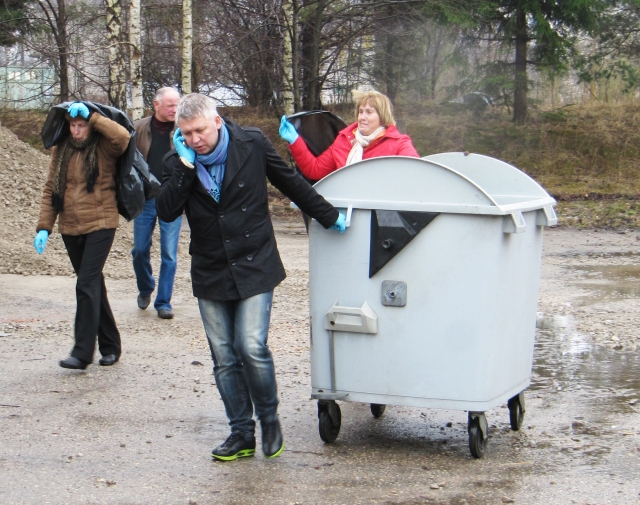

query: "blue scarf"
(195, 124), (229, 203)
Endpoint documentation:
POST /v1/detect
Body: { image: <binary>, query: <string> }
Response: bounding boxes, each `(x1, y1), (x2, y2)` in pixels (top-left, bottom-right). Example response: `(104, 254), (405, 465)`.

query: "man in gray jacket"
(131, 87), (182, 319)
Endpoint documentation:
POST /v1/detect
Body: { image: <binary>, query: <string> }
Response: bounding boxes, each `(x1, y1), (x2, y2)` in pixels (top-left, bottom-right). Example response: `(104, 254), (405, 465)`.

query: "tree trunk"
(129, 0), (143, 120)
(106, 0), (127, 109)
(281, 0), (295, 115)
(38, 0), (70, 102)
(181, 0), (193, 94)
(300, 0), (326, 110)
(513, 4), (528, 124)
(57, 0), (69, 102)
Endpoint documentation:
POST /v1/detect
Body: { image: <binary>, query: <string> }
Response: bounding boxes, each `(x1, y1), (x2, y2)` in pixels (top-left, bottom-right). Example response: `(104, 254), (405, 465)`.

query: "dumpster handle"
(345, 205), (353, 228)
(323, 300), (378, 334)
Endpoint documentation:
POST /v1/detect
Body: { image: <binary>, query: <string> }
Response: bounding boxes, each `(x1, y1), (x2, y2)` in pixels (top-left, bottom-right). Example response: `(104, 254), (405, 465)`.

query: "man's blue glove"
(34, 230), (49, 254)
(279, 116), (299, 144)
(173, 128), (196, 163)
(330, 213), (346, 233)
(68, 102), (90, 119)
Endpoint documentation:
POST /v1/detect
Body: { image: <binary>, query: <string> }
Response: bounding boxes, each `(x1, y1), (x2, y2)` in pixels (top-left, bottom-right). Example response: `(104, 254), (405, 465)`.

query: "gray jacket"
(133, 115), (176, 161)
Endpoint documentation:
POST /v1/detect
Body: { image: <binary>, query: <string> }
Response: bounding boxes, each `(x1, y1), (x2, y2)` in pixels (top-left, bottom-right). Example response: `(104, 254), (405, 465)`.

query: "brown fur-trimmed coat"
(37, 113), (130, 235)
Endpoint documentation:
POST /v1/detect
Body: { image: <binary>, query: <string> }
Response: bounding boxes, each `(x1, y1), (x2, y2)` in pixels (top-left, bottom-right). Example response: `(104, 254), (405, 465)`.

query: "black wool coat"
(155, 118), (339, 301)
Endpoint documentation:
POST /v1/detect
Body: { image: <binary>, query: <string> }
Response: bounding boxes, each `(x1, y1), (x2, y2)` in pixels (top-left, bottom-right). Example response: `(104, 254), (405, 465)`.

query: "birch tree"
(281, 0), (296, 114)
(105, 0), (127, 109)
(181, 0), (192, 94)
(129, 0), (143, 119)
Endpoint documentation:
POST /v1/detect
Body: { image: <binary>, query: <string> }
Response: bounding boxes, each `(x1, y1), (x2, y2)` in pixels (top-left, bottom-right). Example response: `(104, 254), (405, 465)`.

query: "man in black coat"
(156, 93), (346, 461)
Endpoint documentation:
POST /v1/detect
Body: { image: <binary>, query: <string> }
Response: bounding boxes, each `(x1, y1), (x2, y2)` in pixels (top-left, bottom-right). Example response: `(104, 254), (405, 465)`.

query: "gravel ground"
(1, 225), (640, 505)
(1, 125), (639, 504)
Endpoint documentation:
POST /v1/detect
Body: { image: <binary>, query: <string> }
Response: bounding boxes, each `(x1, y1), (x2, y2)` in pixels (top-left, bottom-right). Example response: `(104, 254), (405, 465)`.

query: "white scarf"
(345, 126), (386, 166)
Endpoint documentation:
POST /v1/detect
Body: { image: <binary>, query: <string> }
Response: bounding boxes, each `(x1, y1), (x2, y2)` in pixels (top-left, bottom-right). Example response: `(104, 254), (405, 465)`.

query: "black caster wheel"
(507, 392), (525, 431)
(370, 403), (386, 418)
(318, 401), (341, 443)
(468, 412), (488, 459)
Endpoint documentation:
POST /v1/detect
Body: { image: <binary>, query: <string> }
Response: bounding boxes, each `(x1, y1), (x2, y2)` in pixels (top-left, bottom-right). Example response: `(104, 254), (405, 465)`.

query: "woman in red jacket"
(279, 90), (419, 181)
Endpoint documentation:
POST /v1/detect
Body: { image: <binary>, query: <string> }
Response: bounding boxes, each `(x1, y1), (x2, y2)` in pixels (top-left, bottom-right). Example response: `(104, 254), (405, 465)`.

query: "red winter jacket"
(289, 122), (419, 181)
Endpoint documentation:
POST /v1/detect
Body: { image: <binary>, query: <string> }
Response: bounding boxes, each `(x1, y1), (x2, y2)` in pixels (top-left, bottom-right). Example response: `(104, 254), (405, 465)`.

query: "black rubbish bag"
(133, 149), (161, 200)
(285, 110), (347, 232)
(40, 102), (158, 221)
(285, 110), (347, 185)
(286, 110), (347, 157)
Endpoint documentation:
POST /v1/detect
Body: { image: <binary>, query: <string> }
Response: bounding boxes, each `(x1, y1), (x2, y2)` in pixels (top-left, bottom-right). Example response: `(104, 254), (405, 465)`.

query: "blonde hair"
(352, 90), (395, 127)
(176, 93), (220, 123)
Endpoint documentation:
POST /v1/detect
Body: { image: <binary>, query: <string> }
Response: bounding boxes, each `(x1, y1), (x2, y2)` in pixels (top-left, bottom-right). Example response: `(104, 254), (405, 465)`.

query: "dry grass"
(4, 100), (640, 229)
(398, 99), (640, 198)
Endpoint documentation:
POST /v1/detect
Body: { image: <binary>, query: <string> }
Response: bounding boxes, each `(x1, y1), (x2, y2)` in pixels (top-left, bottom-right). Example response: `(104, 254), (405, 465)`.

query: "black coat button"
(219, 213), (224, 218)
(238, 181), (245, 187)
(244, 231), (250, 238)
(241, 205), (247, 212)
(230, 260), (236, 266)
(247, 255), (253, 261)
(225, 236), (230, 242)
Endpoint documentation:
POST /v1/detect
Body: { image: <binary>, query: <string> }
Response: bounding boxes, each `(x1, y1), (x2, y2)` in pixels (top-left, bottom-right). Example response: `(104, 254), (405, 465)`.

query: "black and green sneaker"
(261, 418), (284, 458)
(211, 433), (256, 461)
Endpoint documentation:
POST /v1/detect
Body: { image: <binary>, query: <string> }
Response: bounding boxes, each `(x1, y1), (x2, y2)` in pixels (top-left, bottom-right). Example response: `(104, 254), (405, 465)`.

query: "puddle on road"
(532, 314), (640, 414)
(571, 264), (640, 303)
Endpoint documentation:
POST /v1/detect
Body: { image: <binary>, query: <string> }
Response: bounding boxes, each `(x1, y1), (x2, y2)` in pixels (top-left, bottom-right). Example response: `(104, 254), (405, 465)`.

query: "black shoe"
(137, 293), (151, 310)
(157, 309), (174, 319)
(99, 354), (119, 366)
(261, 418), (284, 458)
(59, 356), (89, 370)
(211, 433), (256, 461)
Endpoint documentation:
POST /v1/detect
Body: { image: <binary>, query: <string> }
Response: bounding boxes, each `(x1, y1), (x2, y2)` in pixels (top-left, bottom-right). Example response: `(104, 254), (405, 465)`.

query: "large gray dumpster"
(306, 153), (557, 458)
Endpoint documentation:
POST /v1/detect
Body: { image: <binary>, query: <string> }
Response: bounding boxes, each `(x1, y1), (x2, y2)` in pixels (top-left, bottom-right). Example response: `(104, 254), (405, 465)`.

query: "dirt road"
(1, 223), (639, 505)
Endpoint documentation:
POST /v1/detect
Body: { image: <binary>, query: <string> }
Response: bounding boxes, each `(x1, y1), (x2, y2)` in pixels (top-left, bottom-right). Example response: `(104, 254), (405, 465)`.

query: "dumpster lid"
(312, 152), (556, 216)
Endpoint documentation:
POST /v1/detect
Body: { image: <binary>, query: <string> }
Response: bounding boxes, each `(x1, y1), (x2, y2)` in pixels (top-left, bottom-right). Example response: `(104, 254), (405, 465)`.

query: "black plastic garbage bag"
(133, 148), (161, 200)
(285, 110), (347, 186)
(286, 110), (347, 158)
(285, 110), (347, 231)
(40, 102), (159, 221)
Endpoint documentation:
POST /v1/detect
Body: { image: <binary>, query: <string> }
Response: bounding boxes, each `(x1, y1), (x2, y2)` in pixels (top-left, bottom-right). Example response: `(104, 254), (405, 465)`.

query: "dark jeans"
(62, 229), (120, 363)
(198, 291), (278, 437)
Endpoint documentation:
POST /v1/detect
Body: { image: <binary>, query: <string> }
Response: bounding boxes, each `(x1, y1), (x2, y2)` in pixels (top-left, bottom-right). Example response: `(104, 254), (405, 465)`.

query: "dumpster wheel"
(507, 392), (525, 431)
(370, 403), (386, 418)
(318, 400), (341, 443)
(468, 412), (488, 458)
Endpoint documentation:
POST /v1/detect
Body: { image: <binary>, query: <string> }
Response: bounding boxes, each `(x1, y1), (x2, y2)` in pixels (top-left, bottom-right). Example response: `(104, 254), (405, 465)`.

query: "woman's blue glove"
(68, 102), (90, 119)
(279, 116), (299, 144)
(34, 230), (49, 254)
(331, 213), (346, 233)
(173, 128), (196, 163)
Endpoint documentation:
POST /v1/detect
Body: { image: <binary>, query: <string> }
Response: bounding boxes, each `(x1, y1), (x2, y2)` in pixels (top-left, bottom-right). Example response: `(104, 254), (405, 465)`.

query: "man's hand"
(279, 116), (299, 144)
(330, 213), (346, 233)
(34, 230), (49, 254)
(173, 128), (196, 163)
(68, 102), (90, 119)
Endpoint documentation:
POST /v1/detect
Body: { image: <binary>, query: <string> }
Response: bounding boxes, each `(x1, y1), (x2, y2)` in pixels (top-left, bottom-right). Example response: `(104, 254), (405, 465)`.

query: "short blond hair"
(176, 93), (220, 123)
(352, 90), (395, 127)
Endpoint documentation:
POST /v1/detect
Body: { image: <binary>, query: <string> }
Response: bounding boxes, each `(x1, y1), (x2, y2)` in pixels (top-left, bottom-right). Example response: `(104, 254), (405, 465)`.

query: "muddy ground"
(1, 221), (639, 505)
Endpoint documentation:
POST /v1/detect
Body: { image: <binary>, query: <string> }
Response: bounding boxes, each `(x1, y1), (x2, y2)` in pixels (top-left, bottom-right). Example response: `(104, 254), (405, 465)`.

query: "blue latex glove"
(68, 102), (90, 119)
(330, 213), (346, 233)
(173, 128), (196, 163)
(279, 116), (299, 144)
(34, 230), (49, 254)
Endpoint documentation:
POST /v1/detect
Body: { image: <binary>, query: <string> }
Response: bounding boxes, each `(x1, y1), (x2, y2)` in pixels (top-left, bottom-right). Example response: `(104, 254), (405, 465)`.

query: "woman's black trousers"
(62, 228), (120, 363)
